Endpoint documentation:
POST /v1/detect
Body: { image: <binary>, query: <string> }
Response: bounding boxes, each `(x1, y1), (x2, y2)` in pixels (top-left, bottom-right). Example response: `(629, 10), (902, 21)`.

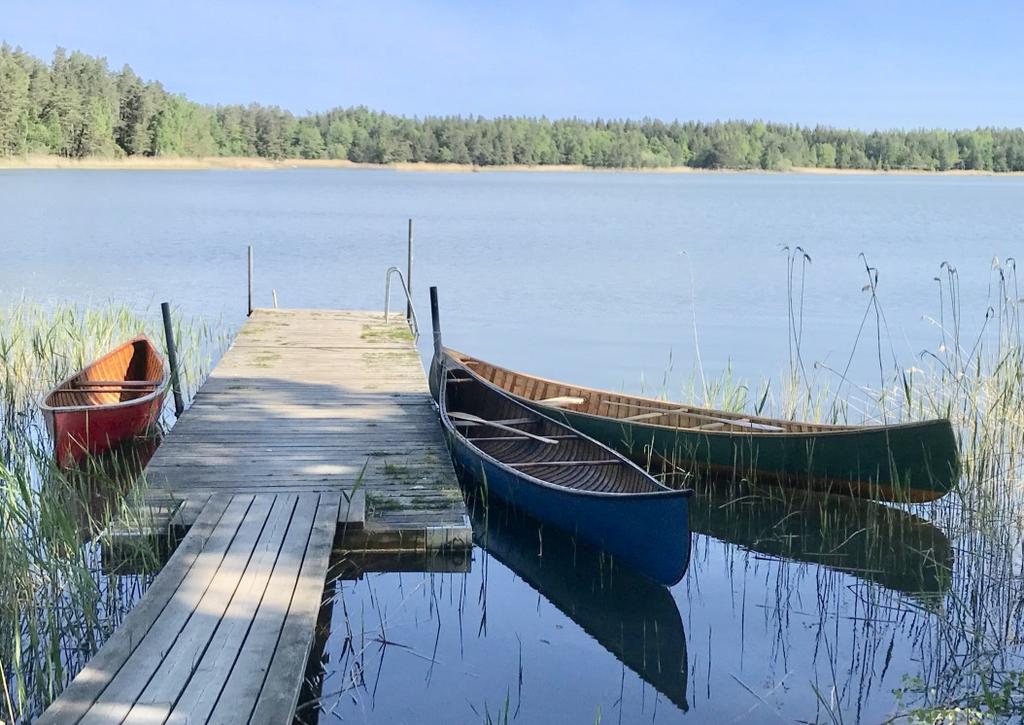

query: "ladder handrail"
(384, 266), (420, 339)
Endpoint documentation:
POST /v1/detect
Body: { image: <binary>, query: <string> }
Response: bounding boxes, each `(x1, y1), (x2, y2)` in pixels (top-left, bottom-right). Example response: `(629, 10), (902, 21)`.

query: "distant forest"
(3, 44), (1024, 171)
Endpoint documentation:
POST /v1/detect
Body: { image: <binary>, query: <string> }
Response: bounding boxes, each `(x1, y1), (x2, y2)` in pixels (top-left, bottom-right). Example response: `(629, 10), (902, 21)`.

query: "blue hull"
(446, 428), (691, 584)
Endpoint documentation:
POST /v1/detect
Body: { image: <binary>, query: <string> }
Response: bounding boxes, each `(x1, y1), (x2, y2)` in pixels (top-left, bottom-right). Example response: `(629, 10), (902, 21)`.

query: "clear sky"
(4, 1), (1022, 129)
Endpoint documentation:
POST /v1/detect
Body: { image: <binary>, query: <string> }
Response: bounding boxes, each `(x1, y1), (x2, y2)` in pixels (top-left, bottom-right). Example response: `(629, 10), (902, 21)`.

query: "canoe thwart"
(536, 396), (586, 407)
(612, 401), (785, 431)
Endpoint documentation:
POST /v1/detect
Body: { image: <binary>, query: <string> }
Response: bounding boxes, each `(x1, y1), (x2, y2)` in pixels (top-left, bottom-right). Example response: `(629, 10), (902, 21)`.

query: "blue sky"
(4, 1), (1022, 128)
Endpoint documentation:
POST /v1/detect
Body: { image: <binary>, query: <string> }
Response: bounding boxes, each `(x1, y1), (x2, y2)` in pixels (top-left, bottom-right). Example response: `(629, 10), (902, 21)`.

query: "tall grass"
(672, 253), (1024, 721)
(0, 301), (228, 722)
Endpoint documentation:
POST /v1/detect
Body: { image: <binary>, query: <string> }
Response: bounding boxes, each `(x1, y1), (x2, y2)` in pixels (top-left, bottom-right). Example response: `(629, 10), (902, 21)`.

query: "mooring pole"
(406, 219), (414, 321)
(429, 286), (442, 358)
(247, 245), (254, 316)
(161, 301), (185, 417)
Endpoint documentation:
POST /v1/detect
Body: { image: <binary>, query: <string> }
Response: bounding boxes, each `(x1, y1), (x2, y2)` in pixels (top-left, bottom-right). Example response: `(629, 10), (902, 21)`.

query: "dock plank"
(236, 493), (340, 723)
(121, 495), (288, 723)
(165, 494), (310, 723)
(76, 495), (256, 725)
(36, 496), (232, 725)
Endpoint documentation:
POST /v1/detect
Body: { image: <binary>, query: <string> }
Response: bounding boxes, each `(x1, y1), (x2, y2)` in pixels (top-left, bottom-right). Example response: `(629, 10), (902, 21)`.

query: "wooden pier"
(41, 309), (470, 724)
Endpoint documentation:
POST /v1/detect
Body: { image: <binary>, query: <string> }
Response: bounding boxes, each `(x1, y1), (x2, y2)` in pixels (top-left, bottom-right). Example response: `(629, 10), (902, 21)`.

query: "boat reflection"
(468, 492), (689, 712)
(50, 436), (170, 572)
(681, 477), (953, 602)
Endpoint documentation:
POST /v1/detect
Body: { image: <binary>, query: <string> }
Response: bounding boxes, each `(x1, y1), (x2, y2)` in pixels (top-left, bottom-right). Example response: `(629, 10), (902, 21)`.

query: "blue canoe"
(435, 348), (692, 585)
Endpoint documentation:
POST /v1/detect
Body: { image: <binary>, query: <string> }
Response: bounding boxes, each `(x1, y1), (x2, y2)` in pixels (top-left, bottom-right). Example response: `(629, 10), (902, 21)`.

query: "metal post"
(161, 302), (185, 417)
(406, 219), (414, 321)
(429, 286), (442, 358)
(272, 289), (278, 309)
(247, 245), (253, 316)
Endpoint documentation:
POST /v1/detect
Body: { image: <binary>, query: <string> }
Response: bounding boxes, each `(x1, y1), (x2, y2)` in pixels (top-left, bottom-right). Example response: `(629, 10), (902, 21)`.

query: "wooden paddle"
(448, 412), (559, 445)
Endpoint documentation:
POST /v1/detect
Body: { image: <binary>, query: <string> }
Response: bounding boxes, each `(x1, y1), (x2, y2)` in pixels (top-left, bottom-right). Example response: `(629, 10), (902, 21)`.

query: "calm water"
(2, 169), (1021, 387)
(3, 169), (1023, 723)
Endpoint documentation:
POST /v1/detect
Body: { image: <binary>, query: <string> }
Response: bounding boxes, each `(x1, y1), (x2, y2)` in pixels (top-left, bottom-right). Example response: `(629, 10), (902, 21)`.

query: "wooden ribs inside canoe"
(444, 367), (670, 495)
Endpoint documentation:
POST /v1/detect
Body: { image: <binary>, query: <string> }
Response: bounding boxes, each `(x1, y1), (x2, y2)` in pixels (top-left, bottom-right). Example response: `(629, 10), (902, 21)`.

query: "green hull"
(524, 406), (959, 502)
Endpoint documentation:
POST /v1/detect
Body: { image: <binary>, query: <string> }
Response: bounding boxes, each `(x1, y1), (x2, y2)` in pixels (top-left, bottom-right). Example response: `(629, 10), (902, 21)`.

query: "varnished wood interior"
(444, 363), (665, 494)
(447, 348), (855, 435)
(44, 337), (165, 409)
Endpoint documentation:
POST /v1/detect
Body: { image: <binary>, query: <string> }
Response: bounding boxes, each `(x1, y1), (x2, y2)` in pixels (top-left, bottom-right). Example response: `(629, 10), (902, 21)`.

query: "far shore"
(1, 154), (1022, 176)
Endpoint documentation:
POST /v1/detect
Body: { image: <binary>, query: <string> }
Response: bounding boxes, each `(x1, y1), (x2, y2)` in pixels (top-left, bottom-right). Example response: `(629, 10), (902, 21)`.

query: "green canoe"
(443, 348), (960, 502)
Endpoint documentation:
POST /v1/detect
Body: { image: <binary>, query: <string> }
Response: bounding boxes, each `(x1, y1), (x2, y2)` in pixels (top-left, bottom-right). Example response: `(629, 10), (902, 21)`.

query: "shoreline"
(1, 154), (1022, 176)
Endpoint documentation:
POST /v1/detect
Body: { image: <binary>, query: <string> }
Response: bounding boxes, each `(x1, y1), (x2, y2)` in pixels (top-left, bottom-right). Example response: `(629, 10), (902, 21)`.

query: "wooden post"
(161, 302), (185, 417)
(406, 219), (414, 321)
(247, 245), (253, 316)
(429, 286), (441, 358)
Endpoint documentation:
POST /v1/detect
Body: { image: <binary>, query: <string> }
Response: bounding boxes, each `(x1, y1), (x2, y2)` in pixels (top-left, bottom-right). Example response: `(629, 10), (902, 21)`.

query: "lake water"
(2, 169), (1021, 389)
(3, 169), (1023, 723)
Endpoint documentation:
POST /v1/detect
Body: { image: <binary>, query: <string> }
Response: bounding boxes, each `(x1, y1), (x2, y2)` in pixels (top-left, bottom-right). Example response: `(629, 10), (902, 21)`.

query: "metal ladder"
(383, 266), (419, 339)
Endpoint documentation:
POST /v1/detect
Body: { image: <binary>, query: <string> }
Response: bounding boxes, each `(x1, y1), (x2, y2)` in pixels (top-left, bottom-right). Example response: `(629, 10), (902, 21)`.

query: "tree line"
(3, 44), (1024, 171)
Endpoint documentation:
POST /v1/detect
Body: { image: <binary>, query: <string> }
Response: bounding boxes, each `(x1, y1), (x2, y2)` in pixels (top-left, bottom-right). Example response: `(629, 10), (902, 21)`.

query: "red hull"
(47, 393), (165, 466)
(40, 336), (168, 468)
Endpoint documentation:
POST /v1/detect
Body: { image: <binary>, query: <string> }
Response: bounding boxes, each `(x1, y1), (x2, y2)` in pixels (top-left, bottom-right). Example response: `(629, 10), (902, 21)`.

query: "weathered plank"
(36, 496), (233, 725)
(120, 495), (286, 723)
(76, 495), (256, 724)
(205, 493), (339, 722)
(247, 493), (340, 722)
(163, 494), (310, 723)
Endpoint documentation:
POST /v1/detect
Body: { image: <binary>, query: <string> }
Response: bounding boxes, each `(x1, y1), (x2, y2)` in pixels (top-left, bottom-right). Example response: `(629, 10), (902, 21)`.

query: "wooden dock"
(41, 309), (470, 723)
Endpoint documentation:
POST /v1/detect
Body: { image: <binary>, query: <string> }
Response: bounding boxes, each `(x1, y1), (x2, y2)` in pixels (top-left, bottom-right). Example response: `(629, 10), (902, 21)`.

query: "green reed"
(0, 301), (229, 722)
(670, 253), (1024, 722)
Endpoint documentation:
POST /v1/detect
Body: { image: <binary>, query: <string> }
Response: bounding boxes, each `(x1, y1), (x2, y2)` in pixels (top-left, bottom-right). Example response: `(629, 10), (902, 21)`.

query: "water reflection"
(681, 478), (953, 604)
(53, 435), (154, 513)
(468, 492), (689, 712)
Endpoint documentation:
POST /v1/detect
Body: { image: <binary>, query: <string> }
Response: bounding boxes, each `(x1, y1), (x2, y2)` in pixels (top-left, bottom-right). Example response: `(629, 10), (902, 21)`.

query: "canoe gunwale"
(38, 335), (169, 415)
(439, 355), (691, 501)
(446, 347), (954, 440)
(534, 398), (956, 441)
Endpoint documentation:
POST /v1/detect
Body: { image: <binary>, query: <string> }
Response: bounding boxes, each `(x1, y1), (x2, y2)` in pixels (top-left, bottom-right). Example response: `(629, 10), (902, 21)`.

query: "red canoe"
(40, 336), (168, 467)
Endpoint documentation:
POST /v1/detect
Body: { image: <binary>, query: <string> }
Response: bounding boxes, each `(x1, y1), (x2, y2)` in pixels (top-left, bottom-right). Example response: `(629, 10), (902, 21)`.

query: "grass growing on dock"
(0, 301), (228, 722)
(360, 322), (415, 344)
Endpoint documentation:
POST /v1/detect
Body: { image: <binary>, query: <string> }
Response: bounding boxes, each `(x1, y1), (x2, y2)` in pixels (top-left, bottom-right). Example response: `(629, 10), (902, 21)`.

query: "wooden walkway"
(42, 309), (470, 723)
(146, 308), (469, 545)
